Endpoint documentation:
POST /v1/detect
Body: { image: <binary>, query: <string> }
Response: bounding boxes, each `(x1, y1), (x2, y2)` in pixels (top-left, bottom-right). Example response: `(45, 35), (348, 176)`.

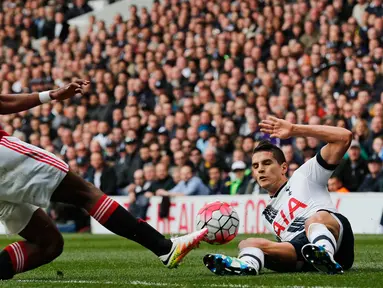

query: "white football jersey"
(262, 154), (337, 242)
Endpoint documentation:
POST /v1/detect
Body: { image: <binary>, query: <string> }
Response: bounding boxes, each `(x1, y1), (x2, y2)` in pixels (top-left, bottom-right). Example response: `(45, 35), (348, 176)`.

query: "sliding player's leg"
(50, 171), (207, 268)
(204, 237), (301, 276)
(302, 210), (354, 274)
(0, 206), (63, 280)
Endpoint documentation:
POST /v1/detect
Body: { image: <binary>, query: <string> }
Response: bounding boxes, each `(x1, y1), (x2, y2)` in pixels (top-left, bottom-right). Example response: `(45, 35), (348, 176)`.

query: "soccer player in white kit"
(204, 116), (355, 275)
(0, 80), (207, 280)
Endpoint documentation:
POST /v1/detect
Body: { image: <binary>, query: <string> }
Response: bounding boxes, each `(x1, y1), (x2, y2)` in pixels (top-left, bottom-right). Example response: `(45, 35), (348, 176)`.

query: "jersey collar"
(270, 181), (288, 199)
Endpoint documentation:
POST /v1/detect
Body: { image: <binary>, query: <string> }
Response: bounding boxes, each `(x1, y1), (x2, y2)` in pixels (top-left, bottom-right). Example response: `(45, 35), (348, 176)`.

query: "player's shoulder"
(294, 153), (338, 176)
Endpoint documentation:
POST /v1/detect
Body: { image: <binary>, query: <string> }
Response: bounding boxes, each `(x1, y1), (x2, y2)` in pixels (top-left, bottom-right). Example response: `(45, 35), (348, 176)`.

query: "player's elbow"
(343, 130), (353, 148)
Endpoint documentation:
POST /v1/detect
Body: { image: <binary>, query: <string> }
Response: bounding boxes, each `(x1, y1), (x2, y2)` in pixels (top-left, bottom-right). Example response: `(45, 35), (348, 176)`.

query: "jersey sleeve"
(294, 151), (337, 187)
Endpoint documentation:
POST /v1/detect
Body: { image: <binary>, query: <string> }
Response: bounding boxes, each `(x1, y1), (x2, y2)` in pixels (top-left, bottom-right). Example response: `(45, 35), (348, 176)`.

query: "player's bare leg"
(0, 209), (63, 280)
(51, 171), (207, 268)
(204, 238), (298, 275)
(302, 211), (343, 274)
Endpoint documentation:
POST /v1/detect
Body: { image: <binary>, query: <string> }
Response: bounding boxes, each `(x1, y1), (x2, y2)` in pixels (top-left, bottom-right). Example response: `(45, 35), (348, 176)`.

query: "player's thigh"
(238, 237), (298, 272)
(305, 210), (340, 240)
(51, 170), (103, 210)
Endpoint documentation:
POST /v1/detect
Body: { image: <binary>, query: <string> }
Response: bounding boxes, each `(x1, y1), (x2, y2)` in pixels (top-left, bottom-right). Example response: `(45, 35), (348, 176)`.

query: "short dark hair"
(191, 147), (202, 155)
(329, 175), (341, 181)
(209, 166), (221, 172)
(252, 140), (286, 164)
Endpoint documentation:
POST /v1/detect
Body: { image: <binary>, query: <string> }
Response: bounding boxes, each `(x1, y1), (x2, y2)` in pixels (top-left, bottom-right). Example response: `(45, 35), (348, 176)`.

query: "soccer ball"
(196, 201), (239, 245)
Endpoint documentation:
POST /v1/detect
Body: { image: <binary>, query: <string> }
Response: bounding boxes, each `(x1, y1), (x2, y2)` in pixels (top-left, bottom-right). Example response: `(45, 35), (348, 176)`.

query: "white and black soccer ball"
(196, 201), (239, 244)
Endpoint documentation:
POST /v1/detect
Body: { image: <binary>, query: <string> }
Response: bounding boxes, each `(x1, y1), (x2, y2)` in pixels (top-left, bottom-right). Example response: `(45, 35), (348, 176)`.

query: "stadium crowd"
(0, 0), (383, 225)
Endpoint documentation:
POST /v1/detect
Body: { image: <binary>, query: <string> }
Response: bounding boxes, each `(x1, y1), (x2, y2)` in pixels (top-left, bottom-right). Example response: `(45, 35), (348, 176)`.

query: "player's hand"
(49, 79), (90, 101)
(259, 116), (294, 139)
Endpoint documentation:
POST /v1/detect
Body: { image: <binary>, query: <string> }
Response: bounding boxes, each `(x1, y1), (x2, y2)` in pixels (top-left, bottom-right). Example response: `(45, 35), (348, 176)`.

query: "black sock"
(89, 195), (172, 257)
(105, 206), (173, 256)
(0, 250), (15, 280)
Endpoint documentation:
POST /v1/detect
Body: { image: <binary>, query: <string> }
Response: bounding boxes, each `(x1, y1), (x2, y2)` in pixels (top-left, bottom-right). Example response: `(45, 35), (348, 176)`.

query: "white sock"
(307, 223), (337, 255)
(238, 247), (264, 272)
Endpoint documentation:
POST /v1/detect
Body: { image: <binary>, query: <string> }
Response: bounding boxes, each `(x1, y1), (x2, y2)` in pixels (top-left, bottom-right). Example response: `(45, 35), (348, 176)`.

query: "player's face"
(252, 151), (287, 192)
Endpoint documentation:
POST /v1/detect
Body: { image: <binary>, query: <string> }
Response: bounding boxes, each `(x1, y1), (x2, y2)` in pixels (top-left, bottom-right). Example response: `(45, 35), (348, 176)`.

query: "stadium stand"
(0, 0), (382, 228)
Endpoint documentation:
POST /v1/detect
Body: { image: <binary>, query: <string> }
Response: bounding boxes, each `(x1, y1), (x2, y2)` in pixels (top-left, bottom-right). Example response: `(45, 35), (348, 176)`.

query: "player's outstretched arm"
(260, 116), (352, 165)
(0, 79), (89, 115)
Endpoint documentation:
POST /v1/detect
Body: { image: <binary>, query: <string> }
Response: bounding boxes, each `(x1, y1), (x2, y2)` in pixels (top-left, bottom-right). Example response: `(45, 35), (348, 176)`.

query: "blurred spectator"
(173, 151), (188, 171)
(143, 164), (156, 190)
(371, 137), (383, 159)
(352, 0), (368, 27)
(151, 162), (176, 218)
(197, 125), (212, 154)
(66, 0), (93, 21)
(104, 140), (119, 166)
(207, 166), (230, 195)
(358, 154), (383, 192)
(157, 165), (210, 196)
(151, 163), (175, 193)
(334, 140), (369, 191)
(88, 152), (117, 195)
(128, 169), (152, 219)
(282, 144), (304, 166)
(328, 176), (350, 193)
(139, 145), (152, 166)
(189, 147), (204, 178)
(149, 142), (161, 166)
(116, 137), (141, 188)
(46, 11), (69, 41)
(228, 161), (251, 195)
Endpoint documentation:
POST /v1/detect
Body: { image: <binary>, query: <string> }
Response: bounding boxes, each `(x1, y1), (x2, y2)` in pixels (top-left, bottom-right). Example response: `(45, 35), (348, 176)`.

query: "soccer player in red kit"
(0, 80), (207, 280)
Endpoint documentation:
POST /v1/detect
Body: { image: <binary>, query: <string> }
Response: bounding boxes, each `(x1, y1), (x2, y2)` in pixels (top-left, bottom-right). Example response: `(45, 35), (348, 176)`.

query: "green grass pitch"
(1, 234), (382, 287)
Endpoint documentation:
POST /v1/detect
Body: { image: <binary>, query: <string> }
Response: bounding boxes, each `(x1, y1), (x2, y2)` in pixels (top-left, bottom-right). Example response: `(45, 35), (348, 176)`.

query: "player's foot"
(203, 254), (258, 276)
(302, 244), (343, 274)
(159, 228), (208, 269)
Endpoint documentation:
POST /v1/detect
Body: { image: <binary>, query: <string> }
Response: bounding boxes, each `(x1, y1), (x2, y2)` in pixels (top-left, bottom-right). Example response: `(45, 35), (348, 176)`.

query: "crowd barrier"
(91, 193), (383, 235)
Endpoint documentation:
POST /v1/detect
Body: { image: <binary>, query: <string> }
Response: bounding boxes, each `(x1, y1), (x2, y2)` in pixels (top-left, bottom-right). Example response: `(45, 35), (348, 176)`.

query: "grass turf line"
(0, 234), (380, 288)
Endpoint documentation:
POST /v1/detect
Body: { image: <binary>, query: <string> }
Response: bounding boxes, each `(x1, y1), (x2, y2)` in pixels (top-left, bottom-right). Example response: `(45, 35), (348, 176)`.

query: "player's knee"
(238, 238), (269, 250)
(44, 232), (64, 262)
(305, 214), (325, 230)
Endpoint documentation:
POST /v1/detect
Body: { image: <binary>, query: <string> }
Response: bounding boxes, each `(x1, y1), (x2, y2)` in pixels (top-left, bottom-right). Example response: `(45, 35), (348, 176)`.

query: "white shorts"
(0, 136), (68, 234)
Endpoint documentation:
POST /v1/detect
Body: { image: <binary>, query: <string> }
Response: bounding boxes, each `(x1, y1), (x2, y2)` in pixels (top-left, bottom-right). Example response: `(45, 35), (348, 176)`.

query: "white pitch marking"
(16, 280), (351, 288)
(18, 279), (181, 286)
(17, 280), (116, 284)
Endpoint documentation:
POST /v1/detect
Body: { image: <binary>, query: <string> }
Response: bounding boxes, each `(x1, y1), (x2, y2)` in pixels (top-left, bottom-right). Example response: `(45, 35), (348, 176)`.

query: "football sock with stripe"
(88, 194), (172, 257)
(307, 223), (337, 255)
(0, 239), (65, 279)
(238, 247), (264, 272)
(0, 241), (27, 279)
